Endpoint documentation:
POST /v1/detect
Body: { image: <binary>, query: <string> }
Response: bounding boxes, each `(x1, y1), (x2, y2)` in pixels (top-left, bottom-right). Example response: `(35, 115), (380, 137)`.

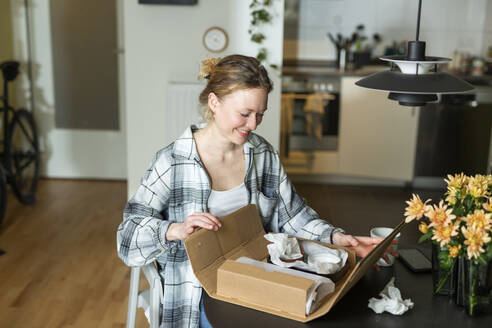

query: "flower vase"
(460, 258), (492, 316)
(431, 244), (457, 295)
(455, 256), (466, 306)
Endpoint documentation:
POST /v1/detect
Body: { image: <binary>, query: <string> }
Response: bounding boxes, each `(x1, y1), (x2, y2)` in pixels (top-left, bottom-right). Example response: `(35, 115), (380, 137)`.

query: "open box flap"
(184, 205), (270, 295)
(184, 204), (406, 322)
(335, 220), (406, 300)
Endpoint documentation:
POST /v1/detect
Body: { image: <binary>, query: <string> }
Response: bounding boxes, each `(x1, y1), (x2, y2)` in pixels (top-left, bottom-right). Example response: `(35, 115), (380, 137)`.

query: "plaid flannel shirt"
(117, 124), (344, 328)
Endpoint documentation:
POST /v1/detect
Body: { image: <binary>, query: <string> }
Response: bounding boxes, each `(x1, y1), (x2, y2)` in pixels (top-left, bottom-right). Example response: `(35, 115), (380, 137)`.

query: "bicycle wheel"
(0, 166), (6, 226)
(6, 109), (40, 205)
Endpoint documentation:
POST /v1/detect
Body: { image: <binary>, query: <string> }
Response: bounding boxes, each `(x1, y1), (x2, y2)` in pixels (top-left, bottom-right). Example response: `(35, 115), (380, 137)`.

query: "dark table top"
(203, 247), (491, 328)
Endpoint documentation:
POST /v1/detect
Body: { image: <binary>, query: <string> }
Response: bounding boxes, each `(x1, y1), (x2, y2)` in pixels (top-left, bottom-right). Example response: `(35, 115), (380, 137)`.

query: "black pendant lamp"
(355, 0), (474, 107)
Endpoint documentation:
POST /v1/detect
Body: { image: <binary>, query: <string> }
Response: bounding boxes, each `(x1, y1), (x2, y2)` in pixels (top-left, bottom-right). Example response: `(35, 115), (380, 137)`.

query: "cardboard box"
(184, 204), (405, 322)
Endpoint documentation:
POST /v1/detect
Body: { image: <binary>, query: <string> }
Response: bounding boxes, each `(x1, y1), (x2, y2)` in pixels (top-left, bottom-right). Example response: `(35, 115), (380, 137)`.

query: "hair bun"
(198, 57), (220, 80)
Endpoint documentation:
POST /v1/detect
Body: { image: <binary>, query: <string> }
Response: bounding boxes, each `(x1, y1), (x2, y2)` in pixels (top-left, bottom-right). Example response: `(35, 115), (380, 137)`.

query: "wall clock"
(202, 26), (229, 53)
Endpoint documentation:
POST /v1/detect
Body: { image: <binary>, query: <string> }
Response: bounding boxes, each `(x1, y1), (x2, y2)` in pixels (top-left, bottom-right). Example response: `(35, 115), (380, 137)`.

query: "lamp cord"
(416, 0), (422, 41)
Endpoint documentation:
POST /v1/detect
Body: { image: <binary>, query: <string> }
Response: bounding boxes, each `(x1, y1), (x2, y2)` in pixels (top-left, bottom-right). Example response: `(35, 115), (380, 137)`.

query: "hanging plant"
(248, 0), (278, 70)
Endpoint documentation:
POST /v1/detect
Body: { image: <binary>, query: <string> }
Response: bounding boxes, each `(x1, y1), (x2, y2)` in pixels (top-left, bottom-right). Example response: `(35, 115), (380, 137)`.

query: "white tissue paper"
(264, 233), (303, 262)
(368, 277), (414, 315)
(301, 240), (348, 274)
(236, 257), (335, 315)
(264, 233), (348, 274)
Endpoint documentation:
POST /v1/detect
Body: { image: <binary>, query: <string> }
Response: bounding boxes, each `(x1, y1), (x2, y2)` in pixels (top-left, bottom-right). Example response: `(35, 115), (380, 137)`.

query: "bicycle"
(0, 60), (40, 227)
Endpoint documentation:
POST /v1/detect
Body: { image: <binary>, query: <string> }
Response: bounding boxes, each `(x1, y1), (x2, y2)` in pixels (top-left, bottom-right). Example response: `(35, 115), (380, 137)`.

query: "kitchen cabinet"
(281, 73), (419, 182)
(338, 76), (419, 181)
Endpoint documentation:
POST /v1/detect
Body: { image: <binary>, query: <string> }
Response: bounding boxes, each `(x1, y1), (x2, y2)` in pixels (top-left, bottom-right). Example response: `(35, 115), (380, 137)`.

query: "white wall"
(285, 0), (489, 60)
(123, 0), (285, 197)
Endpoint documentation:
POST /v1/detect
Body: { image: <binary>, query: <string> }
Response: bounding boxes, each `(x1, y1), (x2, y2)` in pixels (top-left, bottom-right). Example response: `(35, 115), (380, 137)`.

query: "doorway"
(14, 0), (127, 179)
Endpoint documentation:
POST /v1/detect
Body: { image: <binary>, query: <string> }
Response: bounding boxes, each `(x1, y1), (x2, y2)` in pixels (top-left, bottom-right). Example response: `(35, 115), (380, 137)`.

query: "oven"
(280, 75), (340, 158)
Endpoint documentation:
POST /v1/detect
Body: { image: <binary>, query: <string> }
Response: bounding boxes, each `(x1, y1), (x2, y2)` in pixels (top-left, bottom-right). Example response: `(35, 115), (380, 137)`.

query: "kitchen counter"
(282, 59), (492, 84)
(459, 74), (492, 86)
(282, 58), (387, 78)
(282, 64), (387, 78)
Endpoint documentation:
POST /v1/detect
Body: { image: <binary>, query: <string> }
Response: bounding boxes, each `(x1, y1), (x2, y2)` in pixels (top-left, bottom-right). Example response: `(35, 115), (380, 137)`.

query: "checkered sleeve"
(117, 151), (178, 267)
(276, 154), (345, 244)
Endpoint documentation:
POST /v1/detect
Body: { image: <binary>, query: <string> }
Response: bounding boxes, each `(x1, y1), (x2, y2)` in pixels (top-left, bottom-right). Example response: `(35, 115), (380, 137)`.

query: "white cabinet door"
(338, 76), (419, 181)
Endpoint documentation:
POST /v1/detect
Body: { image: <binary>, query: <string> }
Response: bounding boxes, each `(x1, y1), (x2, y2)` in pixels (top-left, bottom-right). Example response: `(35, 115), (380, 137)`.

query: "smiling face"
(208, 88), (268, 145)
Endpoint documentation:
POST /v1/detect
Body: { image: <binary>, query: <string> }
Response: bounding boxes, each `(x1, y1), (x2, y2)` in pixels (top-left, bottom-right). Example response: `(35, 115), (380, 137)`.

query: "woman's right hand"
(166, 212), (222, 241)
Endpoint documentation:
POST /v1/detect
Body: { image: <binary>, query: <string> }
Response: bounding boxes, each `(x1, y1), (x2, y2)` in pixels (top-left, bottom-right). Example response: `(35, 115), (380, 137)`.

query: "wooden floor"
(0, 179), (148, 328)
(0, 179), (444, 328)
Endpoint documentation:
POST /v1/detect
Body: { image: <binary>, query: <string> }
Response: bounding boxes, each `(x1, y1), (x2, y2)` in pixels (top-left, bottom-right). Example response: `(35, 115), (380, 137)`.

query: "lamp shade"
(355, 51), (474, 106)
(355, 0), (475, 108)
(355, 70), (474, 94)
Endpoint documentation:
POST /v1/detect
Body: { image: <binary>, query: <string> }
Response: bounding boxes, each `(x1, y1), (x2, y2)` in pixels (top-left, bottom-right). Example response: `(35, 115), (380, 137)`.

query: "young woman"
(117, 54), (395, 328)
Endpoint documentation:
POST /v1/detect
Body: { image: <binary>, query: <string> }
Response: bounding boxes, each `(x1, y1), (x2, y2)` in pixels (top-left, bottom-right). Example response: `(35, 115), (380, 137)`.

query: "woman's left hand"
(332, 233), (398, 271)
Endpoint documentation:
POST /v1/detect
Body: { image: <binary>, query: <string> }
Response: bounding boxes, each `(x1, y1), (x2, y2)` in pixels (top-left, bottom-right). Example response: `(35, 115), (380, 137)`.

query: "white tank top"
(207, 183), (249, 218)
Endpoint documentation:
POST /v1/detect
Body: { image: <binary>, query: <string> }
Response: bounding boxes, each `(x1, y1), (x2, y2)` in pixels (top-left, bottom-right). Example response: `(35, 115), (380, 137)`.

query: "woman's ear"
(208, 92), (218, 113)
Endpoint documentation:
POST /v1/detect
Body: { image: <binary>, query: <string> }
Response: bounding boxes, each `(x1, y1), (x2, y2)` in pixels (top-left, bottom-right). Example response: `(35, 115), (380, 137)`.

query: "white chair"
(126, 263), (163, 328)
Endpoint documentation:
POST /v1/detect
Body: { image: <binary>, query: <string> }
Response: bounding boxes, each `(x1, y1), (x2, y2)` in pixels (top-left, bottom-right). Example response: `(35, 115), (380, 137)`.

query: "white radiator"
(165, 81), (205, 140)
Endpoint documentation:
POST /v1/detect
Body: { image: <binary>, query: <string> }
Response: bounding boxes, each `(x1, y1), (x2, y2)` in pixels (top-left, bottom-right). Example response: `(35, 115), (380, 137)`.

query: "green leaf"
(269, 63), (278, 69)
(434, 259), (456, 294)
(256, 48), (267, 62)
(454, 206), (465, 217)
(438, 250), (449, 261)
(464, 194), (474, 212)
(440, 256), (453, 270)
(251, 33), (266, 43)
(251, 9), (272, 24)
(418, 231), (432, 243)
(448, 240), (459, 247)
(487, 242), (492, 259)
(477, 255), (488, 266)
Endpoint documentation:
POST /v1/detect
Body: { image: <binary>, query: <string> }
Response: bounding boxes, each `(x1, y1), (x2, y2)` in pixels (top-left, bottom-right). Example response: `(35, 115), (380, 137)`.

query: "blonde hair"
(198, 54), (273, 121)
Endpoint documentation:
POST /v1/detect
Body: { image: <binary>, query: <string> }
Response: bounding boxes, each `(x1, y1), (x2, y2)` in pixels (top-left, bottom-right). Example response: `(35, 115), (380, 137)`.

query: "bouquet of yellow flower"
(404, 173), (491, 266)
(403, 173), (492, 315)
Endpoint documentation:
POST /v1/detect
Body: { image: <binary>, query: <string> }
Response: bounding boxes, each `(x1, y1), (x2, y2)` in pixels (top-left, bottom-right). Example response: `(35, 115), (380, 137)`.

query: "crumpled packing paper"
(368, 277), (414, 315)
(236, 257), (335, 315)
(264, 233), (348, 274)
